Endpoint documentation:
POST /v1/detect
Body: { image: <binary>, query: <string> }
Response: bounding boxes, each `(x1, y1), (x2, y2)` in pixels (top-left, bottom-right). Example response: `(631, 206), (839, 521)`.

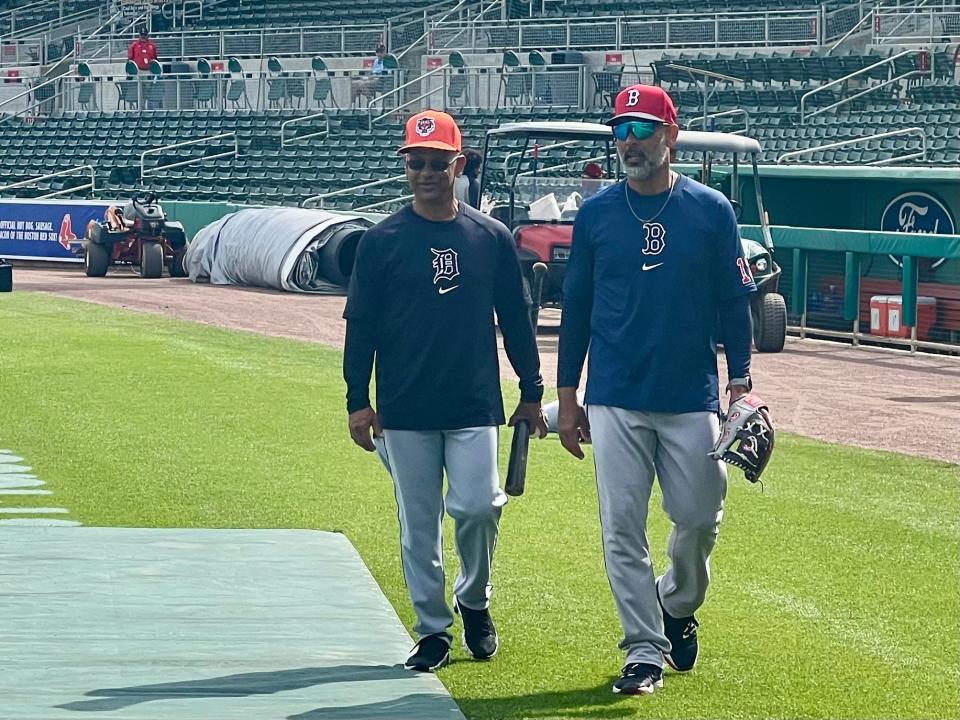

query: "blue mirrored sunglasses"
(612, 121), (664, 141)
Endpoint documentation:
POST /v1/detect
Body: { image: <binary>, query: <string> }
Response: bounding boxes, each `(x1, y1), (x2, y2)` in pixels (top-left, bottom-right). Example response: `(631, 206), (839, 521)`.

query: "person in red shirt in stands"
(128, 27), (157, 71)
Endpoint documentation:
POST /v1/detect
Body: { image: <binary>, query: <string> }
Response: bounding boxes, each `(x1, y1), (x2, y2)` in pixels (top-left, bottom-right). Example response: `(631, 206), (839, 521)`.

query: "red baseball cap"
(398, 110), (462, 154)
(608, 84), (678, 127)
(582, 162), (603, 179)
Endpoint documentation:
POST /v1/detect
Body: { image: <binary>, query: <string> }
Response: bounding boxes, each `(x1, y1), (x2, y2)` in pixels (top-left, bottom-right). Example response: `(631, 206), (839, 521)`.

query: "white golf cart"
(478, 121), (787, 353)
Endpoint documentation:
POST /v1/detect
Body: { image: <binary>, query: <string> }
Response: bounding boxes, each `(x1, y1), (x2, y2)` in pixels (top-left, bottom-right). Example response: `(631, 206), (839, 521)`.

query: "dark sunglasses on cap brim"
(612, 120), (668, 141)
(405, 155), (461, 172)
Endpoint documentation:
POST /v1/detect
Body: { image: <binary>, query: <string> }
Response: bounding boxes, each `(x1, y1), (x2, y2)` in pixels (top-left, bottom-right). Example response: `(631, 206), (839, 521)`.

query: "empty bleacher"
(193, 0), (438, 29)
(0, 0), (100, 35)
(544, 0), (856, 18)
(1, 85), (955, 210)
(652, 46), (956, 88)
(0, 0), (956, 210)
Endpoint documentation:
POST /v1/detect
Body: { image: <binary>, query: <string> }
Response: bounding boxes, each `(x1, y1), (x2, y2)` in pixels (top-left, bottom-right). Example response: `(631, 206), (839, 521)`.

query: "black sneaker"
(658, 584), (699, 672)
(612, 663), (663, 695)
(454, 598), (499, 660)
(404, 633), (451, 672)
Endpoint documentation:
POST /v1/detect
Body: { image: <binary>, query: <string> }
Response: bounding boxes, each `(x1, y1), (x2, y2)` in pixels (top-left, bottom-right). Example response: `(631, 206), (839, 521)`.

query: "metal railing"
(0, 0), (101, 36)
(686, 108), (751, 134)
(0, 37), (46, 66)
(426, 0), (502, 51)
(823, 0), (874, 43)
(513, 151), (612, 178)
(0, 13), (134, 112)
(739, 222), (960, 354)
(76, 22), (387, 62)
(36, 69), (374, 115)
(805, 69), (931, 122)
(429, 7), (824, 52)
(0, 73), (64, 121)
(827, 3), (876, 52)
(6, 5), (101, 40)
(301, 174), (406, 209)
(799, 49), (929, 122)
(161, 0), (205, 30)
(0, 10), (134, 67)
(875, 0), (937, 41)
(0, 76), (81, 123)
(0, 2), (106, 65)
(0, 164), (96, 199)
(368, 62), (448, 122)
(140, 132), (238, 178)
(502, 139), (580, 172)
(354, 193), (413, 212)
(873, 2), (960, 44)
(436, 64), (587, 113)
(389, 0), (468, 57)
(776, 127), (928, 165)
(75, 9), (146, 63)
(280, 111), (330, 147)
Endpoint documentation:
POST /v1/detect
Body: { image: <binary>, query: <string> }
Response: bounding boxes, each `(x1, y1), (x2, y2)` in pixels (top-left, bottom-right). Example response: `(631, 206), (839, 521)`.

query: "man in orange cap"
(343, 110), (547, 672)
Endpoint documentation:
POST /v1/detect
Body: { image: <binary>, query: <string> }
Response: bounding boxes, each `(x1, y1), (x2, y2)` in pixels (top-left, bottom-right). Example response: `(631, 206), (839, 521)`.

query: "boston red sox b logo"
(625, 88), (641, 107)
(641, 222), (666, 255)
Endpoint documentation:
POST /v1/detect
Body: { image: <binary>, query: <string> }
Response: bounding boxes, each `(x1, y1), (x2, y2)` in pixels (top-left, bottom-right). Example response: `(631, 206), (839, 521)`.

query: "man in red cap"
(580, 161), (605, 199)
(127, 27), (157, 72)
(343, 110), (547, 672)
(557, 84), (758, 695)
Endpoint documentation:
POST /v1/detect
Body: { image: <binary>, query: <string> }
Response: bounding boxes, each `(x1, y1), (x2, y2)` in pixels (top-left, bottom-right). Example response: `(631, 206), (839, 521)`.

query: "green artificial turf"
(1, 292), (958, 719)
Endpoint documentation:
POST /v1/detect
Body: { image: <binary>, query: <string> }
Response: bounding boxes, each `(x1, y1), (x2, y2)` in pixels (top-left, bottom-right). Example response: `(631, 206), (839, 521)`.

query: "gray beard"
(619, 143), (669, 181)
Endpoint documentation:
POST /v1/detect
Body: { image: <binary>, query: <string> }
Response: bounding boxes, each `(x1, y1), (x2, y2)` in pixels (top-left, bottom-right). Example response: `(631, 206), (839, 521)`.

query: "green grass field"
(1, 291), (958, 720)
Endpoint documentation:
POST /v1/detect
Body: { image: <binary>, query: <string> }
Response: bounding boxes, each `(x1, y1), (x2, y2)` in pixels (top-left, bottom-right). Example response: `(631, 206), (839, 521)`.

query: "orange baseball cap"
(398, 110), (462, 154)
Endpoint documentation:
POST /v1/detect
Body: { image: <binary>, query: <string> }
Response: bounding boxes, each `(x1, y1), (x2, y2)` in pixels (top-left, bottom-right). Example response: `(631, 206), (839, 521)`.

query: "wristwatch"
(725, 375), (753, 393)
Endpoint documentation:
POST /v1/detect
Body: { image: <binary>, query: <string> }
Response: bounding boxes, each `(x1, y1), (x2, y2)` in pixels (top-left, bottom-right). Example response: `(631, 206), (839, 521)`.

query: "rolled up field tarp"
(184, 207), (373, 293)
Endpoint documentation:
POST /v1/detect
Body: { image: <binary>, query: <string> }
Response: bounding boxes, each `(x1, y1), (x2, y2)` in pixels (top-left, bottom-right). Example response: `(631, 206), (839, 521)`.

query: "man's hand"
(557, 388), (590, 459)
(728, 383), (750, 405)
(508, 401), (548, 439)
(348, 407), (382, 452)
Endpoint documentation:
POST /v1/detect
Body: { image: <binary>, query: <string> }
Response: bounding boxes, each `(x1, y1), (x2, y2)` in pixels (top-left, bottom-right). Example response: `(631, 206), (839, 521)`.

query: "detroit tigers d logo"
(431, 248), (460, 283)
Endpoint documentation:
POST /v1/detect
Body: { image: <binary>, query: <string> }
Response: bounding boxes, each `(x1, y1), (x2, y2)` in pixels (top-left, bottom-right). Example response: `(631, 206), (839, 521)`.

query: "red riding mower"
(83, 194), (188, 278)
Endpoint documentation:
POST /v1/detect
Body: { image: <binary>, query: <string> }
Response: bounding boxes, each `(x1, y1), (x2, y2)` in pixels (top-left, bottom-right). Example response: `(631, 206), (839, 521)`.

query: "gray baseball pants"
(375, 426), (506, 640)
(588, 405), (727, 666)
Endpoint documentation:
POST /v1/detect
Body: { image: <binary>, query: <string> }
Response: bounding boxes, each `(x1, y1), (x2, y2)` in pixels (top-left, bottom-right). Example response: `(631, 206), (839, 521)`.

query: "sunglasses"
(612, 121), (666, 142)
(405, 155), (461, 172)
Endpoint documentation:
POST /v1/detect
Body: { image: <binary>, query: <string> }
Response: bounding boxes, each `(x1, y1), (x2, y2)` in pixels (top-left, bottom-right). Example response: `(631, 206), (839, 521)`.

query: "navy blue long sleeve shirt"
(343, 203), (543, 430)
(557, 176), (755, 414)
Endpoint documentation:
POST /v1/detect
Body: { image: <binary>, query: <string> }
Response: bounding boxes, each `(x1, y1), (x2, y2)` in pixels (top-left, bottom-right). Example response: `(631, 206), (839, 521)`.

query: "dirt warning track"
(13, 265), (960, 466)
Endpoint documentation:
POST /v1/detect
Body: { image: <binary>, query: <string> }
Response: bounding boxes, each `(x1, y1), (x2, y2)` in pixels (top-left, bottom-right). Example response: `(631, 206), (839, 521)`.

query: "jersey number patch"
(736, 257), (754, 285)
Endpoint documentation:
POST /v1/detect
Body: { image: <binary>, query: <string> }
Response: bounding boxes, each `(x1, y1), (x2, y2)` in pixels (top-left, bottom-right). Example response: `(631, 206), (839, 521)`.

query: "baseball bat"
(529, 261), (548, 331)
(505, 419), (530, 497)
(505, 262), (548, 498)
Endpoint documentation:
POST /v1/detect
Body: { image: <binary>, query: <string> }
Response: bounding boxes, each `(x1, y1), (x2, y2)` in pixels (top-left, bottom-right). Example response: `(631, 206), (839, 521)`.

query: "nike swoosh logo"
(642, 263), (663, 271)
(438, 285), (460, 295)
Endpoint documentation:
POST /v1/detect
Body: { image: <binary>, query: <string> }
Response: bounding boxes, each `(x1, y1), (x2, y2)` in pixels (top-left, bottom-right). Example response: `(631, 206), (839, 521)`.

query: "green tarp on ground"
(0, 527), (464, 720)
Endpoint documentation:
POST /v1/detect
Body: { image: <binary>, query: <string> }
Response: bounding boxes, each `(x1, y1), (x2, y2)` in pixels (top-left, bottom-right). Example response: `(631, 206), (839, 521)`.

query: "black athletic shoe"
(612, 663), (663, 695)
(454, 598), (499, 660)
(404, 633), (451, 672)
(658, 584), (699, 672)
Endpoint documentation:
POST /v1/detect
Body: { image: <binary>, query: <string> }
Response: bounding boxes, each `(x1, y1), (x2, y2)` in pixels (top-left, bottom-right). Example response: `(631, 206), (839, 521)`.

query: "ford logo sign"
(882, 192), (954, 270)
